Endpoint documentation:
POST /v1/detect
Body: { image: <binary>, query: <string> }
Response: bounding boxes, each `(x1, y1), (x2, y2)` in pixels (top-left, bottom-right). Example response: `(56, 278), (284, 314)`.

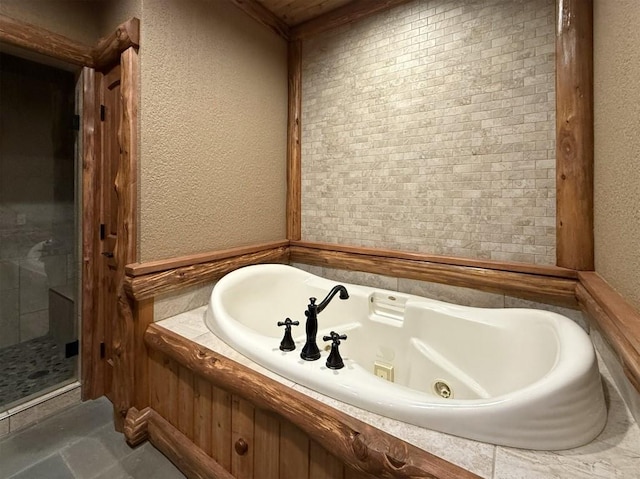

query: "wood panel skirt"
(127, 324), (481, 479)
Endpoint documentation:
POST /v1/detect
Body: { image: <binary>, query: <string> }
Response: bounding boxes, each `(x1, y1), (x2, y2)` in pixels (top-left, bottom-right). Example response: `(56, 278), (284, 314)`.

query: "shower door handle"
(101, 251), (114, 258)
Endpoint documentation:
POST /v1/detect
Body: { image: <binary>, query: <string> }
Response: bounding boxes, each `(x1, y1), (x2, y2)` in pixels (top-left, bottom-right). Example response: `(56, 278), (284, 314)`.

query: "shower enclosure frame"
(0, 15), (140, 416)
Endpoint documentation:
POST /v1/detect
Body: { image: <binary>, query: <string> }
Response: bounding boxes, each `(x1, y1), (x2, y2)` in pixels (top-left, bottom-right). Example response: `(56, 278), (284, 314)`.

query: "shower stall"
(0, 52), (79, 412)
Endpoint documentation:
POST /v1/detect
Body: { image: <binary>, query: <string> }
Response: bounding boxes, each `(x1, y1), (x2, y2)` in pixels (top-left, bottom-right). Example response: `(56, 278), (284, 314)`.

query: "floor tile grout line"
(6, 450), (64, 479)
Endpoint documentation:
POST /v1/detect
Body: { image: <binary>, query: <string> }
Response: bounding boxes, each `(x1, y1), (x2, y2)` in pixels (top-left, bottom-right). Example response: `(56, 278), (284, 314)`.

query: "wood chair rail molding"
(125, 240), (290, 276)
(577, 273), (640, 392)
(291, 241), (578, 308)
(292, 241), (578, 279)
(0, 15), (140, 70)
(124, 240), (578, 307)
(143, 324), (481, 479)
(124, 243), (290, 301)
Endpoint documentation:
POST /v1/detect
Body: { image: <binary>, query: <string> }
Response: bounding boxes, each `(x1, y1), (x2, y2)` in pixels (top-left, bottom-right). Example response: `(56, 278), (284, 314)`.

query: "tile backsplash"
(301, 0), (556, 265)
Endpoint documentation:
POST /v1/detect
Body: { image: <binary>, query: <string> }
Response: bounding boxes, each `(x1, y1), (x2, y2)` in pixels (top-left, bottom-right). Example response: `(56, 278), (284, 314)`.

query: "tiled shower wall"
(301, 0), (556, 264)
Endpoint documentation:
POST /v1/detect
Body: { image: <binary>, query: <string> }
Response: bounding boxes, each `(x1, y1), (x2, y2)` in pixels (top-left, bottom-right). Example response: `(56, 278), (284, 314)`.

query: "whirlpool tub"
(205, 264), (607, 450)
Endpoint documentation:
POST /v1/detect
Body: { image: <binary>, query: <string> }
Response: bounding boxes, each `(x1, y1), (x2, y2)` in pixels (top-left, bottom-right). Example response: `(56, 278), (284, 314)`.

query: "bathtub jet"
(206, 264), (607, 450)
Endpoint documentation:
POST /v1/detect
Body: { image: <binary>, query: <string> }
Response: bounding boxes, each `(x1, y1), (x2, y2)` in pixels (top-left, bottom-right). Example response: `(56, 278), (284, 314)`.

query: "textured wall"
(139, 0), (288, 261)
(97, 0), (142, 39)
(593, 0), (640, 310)
(302, 0), (556, 265)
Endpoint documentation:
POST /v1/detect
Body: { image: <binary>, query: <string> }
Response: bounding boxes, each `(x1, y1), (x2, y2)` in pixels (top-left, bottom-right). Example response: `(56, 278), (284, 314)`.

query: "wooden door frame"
(0, 15), (140, 400)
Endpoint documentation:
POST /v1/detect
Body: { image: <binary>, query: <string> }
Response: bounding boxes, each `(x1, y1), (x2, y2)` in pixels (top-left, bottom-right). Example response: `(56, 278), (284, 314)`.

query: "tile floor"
(0, 397), (185, 479)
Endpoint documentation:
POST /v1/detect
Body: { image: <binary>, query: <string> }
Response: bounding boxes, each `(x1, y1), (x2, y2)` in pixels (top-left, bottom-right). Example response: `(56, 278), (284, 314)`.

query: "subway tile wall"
(301, 0), (556, 265)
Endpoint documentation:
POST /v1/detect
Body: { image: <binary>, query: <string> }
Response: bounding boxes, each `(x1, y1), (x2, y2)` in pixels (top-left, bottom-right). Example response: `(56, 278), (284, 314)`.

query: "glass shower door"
(0, 52), (79, 412)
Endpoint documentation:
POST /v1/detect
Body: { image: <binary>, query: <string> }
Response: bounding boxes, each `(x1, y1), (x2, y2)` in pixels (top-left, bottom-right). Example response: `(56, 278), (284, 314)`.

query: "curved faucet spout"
(317, 285), (349, 314)
(300, 284), (349, 361)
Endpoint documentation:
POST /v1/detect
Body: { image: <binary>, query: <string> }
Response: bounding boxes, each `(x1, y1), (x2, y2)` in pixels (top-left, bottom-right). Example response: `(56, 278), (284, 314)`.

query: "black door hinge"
(100, 342), (106, 359)
(100, 105), (106, 121)
(72, 114), (80, 131)
(99, 223), (106, 240)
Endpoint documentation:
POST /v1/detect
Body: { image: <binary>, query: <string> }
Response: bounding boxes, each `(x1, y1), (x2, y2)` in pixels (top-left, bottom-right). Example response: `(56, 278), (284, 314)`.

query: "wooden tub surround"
(118, 238), (640, 478)
(125, 325), (480, 479)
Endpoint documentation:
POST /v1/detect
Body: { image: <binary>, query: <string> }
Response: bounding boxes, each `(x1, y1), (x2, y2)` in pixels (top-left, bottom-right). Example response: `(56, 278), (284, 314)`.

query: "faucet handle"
(277, 318), (299, 352)
(277, 318), (299, 328)
(323, 331), (347, 370)
(322, 331), (347, 344)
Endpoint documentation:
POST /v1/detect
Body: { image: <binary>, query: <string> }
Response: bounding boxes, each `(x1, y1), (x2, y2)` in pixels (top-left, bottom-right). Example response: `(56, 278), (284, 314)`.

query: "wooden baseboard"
(125, 406), (234, 479)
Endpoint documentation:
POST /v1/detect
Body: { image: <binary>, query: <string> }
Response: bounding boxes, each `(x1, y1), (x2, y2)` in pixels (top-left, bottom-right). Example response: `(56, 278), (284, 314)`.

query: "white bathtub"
(205, 264), (607, 450)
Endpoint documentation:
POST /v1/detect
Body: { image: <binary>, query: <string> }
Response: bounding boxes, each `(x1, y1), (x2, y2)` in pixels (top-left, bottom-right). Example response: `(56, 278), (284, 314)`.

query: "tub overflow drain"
(433, 380), (452, 399)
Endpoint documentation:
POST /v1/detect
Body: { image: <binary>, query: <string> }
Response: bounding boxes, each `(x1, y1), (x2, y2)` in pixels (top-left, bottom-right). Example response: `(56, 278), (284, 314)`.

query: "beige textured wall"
(593, 0), (640, 310)
(97, 0), (141, 39)
(0, 1), (102, 45)
(302, 0), (556, 265)
(138, 0), (288, 261)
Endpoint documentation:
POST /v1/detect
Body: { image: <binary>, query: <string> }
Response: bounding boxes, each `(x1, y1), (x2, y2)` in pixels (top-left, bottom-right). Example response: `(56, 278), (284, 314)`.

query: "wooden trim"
(117, 47), (139, 267)
(93, 18), (140, 71)
(80, 67), (103, 400)
(125, 245), (289, 301)
(577, 272), (640, 392)
(578, 273), (640, 352)
(126, 240), (289, 276)
(291, 0), (413, 40)
(577, 286), (640, 393)
(112, 46), (140, 430)
(0, 14), (94, 67)
(124, 406), (152, 447)
(134, 298), (154, 410)
(126, 407), (236, 479)
(286, 40), (302, 241)
(0, 15), (141, 70)
(292, 241), (578, 279)
(145, 325), (481, 479)
(227, 0), (290, 40)
(555, 0), (594, 270)
(291, 244), (577, 307)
